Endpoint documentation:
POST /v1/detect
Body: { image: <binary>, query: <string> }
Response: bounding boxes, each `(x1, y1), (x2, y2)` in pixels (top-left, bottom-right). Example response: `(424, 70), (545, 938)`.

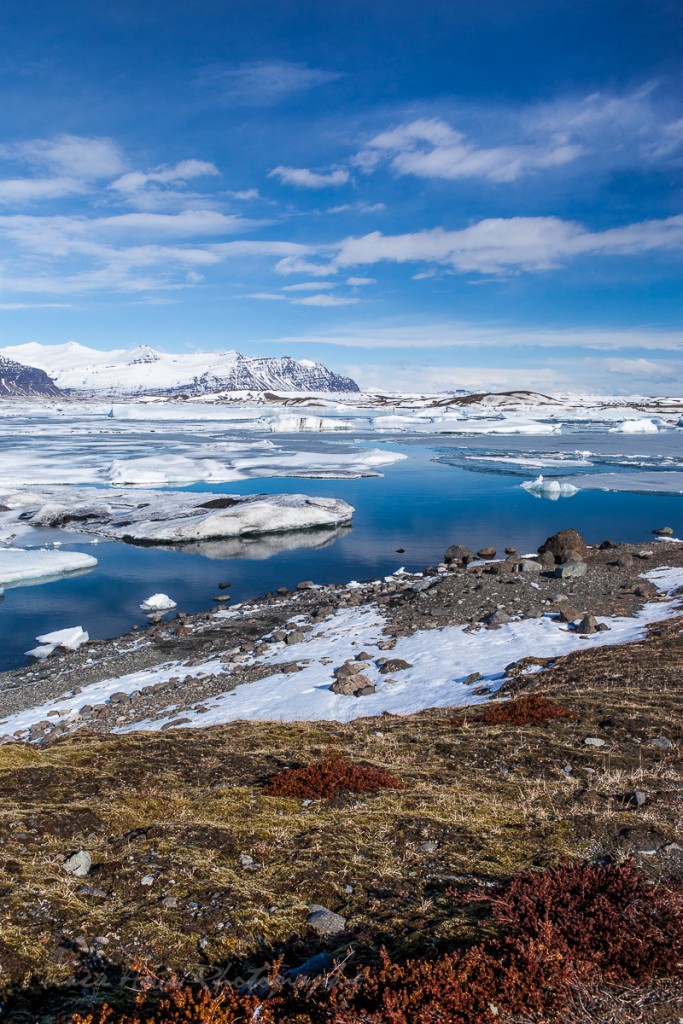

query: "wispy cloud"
(269, 165), (350, 188)
(196, 60), (341, 106)
(331, 213), (683, 275)
(292, 293), (359, 307)
(110, 160), (220, 195)
(355, 117), (582, 183)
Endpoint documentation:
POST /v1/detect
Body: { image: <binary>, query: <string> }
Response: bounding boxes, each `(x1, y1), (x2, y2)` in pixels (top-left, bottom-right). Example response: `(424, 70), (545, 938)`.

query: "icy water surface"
(1, 433), (682, 672)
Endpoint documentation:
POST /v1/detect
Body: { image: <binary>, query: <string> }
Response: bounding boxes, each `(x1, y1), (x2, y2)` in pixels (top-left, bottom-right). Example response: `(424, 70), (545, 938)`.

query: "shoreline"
(2, 531), (682, 744)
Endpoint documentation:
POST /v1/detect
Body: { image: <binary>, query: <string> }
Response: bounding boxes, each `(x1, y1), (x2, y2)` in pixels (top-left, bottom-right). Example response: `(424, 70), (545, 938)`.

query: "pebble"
(62, 850), (92, 877)
(584, 737), (606, 747)
(306, 905), (347, 935)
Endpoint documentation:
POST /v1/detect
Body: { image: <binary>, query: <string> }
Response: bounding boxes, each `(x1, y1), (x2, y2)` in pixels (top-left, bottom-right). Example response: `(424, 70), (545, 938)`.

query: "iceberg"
(610, 418), (659, 433)
(521, 475), (580, 500)
(26, 625), (89, 659)
(140, 593), (177, 612)
(0, 547), (98, 586)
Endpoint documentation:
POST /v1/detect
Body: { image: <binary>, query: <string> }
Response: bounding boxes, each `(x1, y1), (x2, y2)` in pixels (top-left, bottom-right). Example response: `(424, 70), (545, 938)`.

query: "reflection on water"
(0, 437), (681, 672)
(158, 525), (352, 561)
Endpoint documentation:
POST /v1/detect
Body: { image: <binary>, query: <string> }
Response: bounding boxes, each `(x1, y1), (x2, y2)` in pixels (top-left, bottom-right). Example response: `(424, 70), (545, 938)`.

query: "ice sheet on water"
(3, 488), (355, 544)
(0, 547), (97, 587)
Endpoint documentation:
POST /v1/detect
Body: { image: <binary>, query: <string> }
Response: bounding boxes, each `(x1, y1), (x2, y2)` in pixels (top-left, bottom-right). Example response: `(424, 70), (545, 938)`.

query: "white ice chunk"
(0, 547), (98, 586)
(610, 418), (659, 433)
(256, 415), (355, 432)
(35, 626), (89, 650)
(140, 593), (177, 612)
(521, 475), (580, 500)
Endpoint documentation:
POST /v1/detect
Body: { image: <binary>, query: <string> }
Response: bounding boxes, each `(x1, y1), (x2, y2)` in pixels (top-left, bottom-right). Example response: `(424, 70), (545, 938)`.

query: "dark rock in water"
(395, 548), (405, 553)
(477, 547), (496, 560)
(444, 543), (475, 566)
(539, 528), (589, 563)
(652, 526), (674, 536)
(505, 546), (518, 555)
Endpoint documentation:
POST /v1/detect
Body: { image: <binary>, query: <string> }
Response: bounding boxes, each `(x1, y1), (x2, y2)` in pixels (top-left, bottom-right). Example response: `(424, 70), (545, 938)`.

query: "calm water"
(1, 436), (682, 672)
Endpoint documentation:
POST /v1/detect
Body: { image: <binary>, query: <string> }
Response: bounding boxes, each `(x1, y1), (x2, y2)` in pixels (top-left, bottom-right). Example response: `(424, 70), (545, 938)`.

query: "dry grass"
(0, 614), (681, 1020)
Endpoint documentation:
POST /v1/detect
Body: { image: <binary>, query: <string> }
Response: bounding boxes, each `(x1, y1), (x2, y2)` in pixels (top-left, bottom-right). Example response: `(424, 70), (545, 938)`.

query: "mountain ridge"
(0, 356), (64, 398)
(0, 342), (359, 397)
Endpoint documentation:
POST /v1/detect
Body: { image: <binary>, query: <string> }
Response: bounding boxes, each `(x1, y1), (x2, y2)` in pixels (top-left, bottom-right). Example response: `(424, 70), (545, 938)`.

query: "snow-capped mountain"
(0, 356), (63, 398)
(0, 342), (360, 397)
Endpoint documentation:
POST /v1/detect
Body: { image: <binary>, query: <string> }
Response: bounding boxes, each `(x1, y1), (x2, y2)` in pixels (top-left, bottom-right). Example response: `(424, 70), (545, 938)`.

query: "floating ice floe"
(520, 475), (580, 500)
(0, 547), (98, 587)
(610, 418), (659, 433)
(140, 593), (177, 612)
(11, 489), (355, 545)
(25, 626), (89, 659)
(256, 414), (357, 432)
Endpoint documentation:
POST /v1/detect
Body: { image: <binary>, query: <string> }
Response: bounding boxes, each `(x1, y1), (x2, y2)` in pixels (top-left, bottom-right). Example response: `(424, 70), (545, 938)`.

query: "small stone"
(444, 543), (475, 566)
(355, 651), (373, 661)
(576, 613), (599, 634)
(307, 906), (347, 936)
(477, 547), (496, 560)
(378, 659), (412, 674)
(354, 684), (376, 697)
(417, 840), (439, 854)
(555, 561), (587, 579)
(77, 884), (108, 898)
(160, 895), (178, 909)
(635, 549), (654, 559)
(330, 673), (372, 695)
(296, 580), (314, 590)
(463, 672), (482, 685)
(62, 851), (92, 877)
(141, 874), (156, 886)
(481, 609), (511, 628)
(285, 631), (305, 645)
(239, 853), (255, 868)
(584, 737), (606, 748)
(562, 764), (573, 774)
(518, 559), (542, 573)
(649, 735), (674, 749)
(218, 582), (231, 589)
(109, 691), (131, 705)
(558, 606), (581, 623)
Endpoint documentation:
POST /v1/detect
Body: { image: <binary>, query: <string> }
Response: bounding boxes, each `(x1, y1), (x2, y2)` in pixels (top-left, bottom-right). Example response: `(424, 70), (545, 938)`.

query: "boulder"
(554, 561), (587, 579)
(538, 529), (589, 563)
(62, 850), (92, 877)
(307, 906), (347, 936)
(444, 543), (475, 566)
(378, 659), (412, 675)
(477, 547), (496, 560)
(576, 613), (598, 634)
(330, 673), (372, 695)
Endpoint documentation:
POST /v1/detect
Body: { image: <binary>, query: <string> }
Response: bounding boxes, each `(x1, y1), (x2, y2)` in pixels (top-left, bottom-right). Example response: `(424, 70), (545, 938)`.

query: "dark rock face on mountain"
(193, 355), (359, 395)
(0, 357), (63, 398)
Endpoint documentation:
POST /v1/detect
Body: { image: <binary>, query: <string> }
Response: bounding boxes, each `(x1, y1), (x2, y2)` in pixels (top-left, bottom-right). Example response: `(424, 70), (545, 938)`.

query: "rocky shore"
(1, 528), (682, 743)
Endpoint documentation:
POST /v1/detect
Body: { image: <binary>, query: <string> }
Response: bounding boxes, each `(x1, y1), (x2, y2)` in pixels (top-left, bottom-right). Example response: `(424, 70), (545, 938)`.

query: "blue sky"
(0, 0), (682, 392)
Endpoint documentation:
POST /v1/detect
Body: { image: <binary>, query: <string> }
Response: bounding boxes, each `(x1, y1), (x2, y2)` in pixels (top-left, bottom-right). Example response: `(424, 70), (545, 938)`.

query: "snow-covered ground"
(1, 566), (681, 739)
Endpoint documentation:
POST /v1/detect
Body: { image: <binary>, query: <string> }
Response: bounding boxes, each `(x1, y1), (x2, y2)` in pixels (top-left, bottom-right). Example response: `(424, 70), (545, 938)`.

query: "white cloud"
(355, 117), (583, 183)
(0, 177), (88, 203)
(282, 281), (336, 291)
(348, 362), (566, 393)
(330, 213), (683, 275)
(227, 188), (261, 201)
(275, 320), (683, 352)
(110, 160), (220, 195)
(601, 357), (672, 376)
(292, 294), (359, 307)
(327, 202), (386, 214)
(274, 254), (337, 276)
(244, 292), (286, 301)
(269, 165), (350, 188)
(346, 276), (376, 286)
(197, 60), (341, 106)
(13, 134), (127, 180)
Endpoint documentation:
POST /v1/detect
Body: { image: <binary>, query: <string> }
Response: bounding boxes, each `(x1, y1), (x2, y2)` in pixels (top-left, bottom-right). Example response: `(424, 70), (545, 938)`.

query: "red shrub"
(264, 751), (406, 800)
(453, 693), (578, 727)
(64, 862), (683, 1024)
